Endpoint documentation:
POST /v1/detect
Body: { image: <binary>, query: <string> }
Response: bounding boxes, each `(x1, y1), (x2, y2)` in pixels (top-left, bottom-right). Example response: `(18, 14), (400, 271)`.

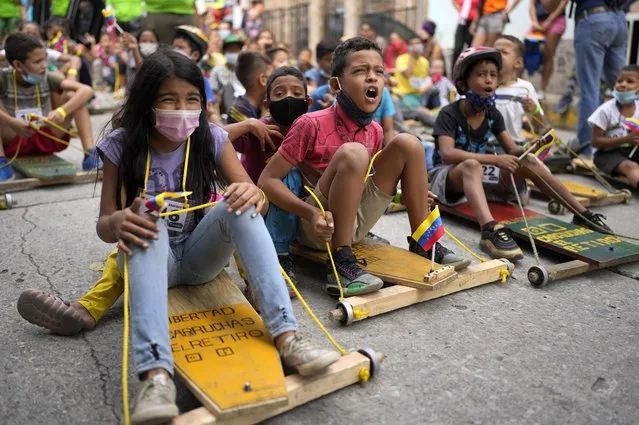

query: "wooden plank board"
(171, 351), (382, 425)
(328, 260), (509, 324)
(438, 202), (639, 267)
(571, 158), (632, 186)
(527, 180), (629, 208)
(168, 272), (288, 419)
(12, 155), (78, 179)
(290, 239), (457, 290)
(0, 170), (102, 192)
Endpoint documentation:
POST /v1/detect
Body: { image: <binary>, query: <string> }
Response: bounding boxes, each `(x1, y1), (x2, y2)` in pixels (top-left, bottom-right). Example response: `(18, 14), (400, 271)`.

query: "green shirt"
(0, 0), (20, 18)
(108, 0), (142, 22)
(51, 0), (69, 17)
(145, 0), (194, 15)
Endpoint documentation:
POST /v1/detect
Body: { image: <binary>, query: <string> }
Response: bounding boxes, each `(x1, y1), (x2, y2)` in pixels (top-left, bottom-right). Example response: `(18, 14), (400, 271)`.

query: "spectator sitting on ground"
(227, 51), (273, 124)
(393, 36), (436, 128)
(172, 25), (218, 121)
(384, 32), (407, 72)
(304, 40), (337, 91)
(419, 20), (445, 63)
(359, 22), (387, 51)
(255, 29), (275, 52)
(210, 34), (246, 117)
(266, 46), (290, 69)
(296, 47), (314, 73)
(424, 58), (457, 109)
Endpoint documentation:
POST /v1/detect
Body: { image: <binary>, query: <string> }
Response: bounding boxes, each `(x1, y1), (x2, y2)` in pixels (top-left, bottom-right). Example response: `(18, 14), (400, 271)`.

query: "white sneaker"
(279, 335), (341, 377)
(538, 91), (546, 101)
(131, 374), (179, 425)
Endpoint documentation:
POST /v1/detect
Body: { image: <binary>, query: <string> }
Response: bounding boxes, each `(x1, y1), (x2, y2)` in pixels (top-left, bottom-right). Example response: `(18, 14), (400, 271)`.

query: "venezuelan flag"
(623, 118), (639, 133)
(534, 129), (557, 162)
(145, 191), (191, 212)
(411, 206), (445, 252)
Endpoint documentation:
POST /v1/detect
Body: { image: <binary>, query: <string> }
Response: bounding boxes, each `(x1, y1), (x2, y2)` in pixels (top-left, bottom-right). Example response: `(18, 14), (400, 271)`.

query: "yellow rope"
(280, 265), (347, 355)
(122, 255), (131, 425)
(0, 137), (22, 169)
(364, 150), (382, 183)
(159, 201), (217, 217)
(443, 229), (487, 263)
(303, 185), (345, 301)
(28, 114), (99, 159)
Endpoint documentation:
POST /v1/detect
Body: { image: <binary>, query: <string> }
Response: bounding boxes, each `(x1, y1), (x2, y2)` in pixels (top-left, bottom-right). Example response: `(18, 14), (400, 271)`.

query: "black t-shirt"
(432, 101), (506, 168)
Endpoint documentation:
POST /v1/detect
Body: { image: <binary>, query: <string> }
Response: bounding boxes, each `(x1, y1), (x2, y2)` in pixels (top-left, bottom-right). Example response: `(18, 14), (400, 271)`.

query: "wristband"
(533, 103), (541, 115)
(259, 189), (267, 204)
(67, 68), (79, 76)
(55, 107), (67, 120)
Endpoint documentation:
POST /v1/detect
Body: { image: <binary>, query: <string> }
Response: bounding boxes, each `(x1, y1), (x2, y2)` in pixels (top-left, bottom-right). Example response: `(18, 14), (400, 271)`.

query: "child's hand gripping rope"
(111, 198), (161, 256)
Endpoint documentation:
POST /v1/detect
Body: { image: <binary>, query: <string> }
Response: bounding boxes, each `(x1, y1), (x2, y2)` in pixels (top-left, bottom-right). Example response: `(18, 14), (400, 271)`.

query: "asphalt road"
(1, 115), (637, 425)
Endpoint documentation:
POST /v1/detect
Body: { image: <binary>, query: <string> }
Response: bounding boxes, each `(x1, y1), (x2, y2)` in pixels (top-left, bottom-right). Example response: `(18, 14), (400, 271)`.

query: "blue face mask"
(23, 70), (46, 85)
(218, 29), (231, 39)
(613, 89), (637, 105)
(464, 90), (496, 110)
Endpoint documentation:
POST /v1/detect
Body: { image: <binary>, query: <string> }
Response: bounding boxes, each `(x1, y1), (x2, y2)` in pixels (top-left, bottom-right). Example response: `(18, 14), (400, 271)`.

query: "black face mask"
(269, 96), (309, 126)
(336, 86), (374, 127)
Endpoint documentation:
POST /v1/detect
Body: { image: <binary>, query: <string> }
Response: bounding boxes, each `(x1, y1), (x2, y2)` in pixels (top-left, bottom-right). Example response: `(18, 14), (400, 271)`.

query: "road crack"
(20, 208), (59, 296)
(83, 334), (121, 423)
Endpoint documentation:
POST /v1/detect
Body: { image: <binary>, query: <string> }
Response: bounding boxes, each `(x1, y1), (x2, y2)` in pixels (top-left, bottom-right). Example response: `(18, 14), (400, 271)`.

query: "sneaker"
(480, 224), (523, 261)
(131, 374), (179, 425)
(566, 138), (593, 159)
(366, 231), (390, 245)
(279, 254), (298, 298)
(537, 90), (546, 101)
(0, 156), (14, 182)
(554, 91), (573, 114)
(279, 335), (340, 377)
(82, 148), (102, 171)
(408, 237), (471, 271)
(17, 289), (85, 335)
(326, 246), (383, 297)
(572, 210), (612, 233)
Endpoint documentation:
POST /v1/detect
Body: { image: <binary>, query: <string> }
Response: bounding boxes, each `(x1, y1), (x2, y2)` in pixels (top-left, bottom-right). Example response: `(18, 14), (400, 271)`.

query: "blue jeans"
(575, 11), (627, 153)
(118, 202), (297, 375)
(265, 169), (302, 254)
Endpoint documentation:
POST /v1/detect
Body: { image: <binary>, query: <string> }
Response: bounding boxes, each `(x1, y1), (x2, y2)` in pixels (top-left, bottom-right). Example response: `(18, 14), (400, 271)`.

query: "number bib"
(15, 107), (42, 122)
(482, 165), (500, 184)
(144, 195), (189, 234)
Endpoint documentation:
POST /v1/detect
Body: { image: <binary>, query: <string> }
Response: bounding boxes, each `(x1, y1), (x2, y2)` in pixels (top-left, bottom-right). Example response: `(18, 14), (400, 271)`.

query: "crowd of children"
(4, 5), (639, 424)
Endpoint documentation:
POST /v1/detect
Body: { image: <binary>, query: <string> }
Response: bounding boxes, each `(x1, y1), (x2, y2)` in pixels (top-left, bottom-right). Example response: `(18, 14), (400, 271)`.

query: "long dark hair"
(110, 49), (218, 217)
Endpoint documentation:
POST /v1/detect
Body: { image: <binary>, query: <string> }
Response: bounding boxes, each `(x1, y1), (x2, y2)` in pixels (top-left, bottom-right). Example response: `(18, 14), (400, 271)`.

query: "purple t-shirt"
(97, 123), (228, 244)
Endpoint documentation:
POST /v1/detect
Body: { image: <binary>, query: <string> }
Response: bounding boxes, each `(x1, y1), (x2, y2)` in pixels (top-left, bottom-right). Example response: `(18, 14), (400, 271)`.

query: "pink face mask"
(153, 108), (201, 143)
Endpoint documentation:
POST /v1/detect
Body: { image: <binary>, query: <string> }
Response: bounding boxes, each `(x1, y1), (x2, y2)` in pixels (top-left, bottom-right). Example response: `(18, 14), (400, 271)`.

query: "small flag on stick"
(145, 191), (192, 212)
(533, 129), (558, 162)
(623, 117), (639, 133)
(102, 6), (124, 34)
(412, 206), (445, 253)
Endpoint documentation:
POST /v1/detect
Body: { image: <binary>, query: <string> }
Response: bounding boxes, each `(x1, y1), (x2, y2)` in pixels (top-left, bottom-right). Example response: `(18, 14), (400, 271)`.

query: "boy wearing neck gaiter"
(259, 37), (468, 299)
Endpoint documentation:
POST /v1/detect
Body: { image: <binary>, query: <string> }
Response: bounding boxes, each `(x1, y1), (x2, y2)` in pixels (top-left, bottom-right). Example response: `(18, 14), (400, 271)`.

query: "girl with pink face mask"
(90, 50), (339, 425)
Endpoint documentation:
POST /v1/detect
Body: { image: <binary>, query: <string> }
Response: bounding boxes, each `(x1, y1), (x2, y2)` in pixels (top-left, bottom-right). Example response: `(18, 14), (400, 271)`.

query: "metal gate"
(262, 2), (310, 55)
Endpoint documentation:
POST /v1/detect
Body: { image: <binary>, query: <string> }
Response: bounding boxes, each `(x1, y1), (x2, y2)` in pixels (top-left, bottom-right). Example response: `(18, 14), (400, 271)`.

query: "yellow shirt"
(394, 53), (430, 96)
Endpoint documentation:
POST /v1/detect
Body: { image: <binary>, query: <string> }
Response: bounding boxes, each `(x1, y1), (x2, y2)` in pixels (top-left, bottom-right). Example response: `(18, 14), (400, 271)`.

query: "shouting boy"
(429, 47), (612, 261)
(260, 37), (468, 298)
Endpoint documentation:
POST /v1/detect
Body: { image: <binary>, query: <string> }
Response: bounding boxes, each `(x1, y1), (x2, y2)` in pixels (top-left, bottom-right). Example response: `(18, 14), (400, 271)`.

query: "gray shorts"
(594, 146), (638, 176)
(428, 165), (527, 206)
(476, 12), (505, 35)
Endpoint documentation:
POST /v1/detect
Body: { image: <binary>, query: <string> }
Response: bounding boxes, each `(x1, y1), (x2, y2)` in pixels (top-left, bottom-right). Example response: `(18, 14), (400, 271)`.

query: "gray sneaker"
(131, 374), (179, 425)
(326, 246), (384, 297)
(279, 335), (341, 377)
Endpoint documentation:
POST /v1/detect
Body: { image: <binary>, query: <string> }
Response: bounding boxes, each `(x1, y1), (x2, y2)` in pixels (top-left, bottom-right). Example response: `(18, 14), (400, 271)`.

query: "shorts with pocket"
(476, 12), (505, 35)
(594, 146), (638, 176)
(298, 177), (393, 250)
(428, 164), (527, 206)
(4, 127), (70, 157)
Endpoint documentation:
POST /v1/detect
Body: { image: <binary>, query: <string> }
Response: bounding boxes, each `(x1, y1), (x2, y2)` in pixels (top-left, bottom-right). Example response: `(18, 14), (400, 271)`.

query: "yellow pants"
(77, 249), (123, 321)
